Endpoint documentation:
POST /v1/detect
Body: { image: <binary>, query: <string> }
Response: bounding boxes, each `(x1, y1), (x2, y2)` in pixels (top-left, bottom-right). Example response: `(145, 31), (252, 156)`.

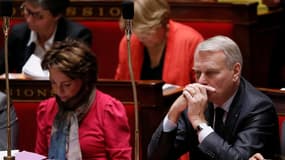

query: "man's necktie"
(214, 107), (225, 136)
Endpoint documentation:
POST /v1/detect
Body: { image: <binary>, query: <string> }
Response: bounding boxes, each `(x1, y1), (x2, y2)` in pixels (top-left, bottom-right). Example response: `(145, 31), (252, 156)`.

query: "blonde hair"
(120, 0), (170, 33)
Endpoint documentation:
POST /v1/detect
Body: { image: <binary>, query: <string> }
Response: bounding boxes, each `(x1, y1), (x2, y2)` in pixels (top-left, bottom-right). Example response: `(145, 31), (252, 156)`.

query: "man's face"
(192, 51), (240, 105)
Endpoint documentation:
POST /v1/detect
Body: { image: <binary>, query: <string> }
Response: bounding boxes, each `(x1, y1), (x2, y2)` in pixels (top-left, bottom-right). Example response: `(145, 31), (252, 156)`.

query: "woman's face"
(134, 26), (167, 48)
(21, 1), (59, 35)
(49, 67), (83, 102)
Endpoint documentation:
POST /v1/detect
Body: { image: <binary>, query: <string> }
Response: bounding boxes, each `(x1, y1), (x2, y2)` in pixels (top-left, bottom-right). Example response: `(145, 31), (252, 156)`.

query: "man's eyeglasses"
(20, 4), (44, 20)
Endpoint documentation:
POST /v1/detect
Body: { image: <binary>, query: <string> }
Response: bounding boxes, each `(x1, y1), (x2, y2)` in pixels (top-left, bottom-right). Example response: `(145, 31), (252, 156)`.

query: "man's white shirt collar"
(214, 90), (238, 113)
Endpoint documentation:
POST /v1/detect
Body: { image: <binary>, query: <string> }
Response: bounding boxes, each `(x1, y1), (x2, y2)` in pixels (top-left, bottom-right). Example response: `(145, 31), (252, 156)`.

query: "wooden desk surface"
(1, 76), (284, 112)
(0, 74), (165, 106)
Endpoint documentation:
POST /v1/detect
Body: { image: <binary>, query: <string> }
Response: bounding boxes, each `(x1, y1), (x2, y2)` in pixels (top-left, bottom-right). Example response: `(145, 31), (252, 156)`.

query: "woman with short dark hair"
(0, 0), (92, 77)
(35, 39), (132, 160)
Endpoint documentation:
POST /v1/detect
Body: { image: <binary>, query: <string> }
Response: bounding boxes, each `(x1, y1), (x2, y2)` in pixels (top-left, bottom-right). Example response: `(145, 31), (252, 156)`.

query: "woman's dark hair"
(25, 0), (69, 16)
(42, 38), (98, 87)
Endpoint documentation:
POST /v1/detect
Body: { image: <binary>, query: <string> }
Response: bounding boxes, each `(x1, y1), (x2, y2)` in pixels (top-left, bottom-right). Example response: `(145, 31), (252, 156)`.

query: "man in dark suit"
(0, 0), (92, 74)
(0, 91), (18, 150)
(147, 35), (280, 160)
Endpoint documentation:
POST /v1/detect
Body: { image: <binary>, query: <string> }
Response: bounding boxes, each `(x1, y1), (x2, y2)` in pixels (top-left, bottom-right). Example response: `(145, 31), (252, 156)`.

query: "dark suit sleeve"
(199, 103), (279, 160)
(0, 92), (19, 150)
(55, 18), (93, 49)
(147, 124), (177, 160)
(148, 114), (197, 160)
(148, 101), (279, 160)
(62, 20), (93, 48)
(75, 27), (92, 47)
(0, 23), (30, 74)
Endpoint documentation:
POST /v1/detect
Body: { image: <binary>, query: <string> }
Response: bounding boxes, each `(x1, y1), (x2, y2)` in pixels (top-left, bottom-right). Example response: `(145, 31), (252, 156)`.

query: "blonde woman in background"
(115, 0), (203, 86)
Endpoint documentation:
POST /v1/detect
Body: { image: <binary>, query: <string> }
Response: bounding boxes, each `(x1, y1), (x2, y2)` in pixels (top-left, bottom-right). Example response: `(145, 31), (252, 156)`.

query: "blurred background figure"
(0, 0), (92, 78)
(0, 91), (18, 150)
(115, 0), (203, 87)
(35, 39), (132, 160)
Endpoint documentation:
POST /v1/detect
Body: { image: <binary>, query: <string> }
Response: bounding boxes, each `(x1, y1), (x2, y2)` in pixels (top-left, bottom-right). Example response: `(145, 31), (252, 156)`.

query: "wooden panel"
(10, 0), (259, 21)
(257, 87), (285, 115)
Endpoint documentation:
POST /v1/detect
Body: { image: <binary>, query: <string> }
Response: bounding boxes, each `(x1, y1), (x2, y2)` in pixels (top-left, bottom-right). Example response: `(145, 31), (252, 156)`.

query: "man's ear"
(233, 63), (241, 82)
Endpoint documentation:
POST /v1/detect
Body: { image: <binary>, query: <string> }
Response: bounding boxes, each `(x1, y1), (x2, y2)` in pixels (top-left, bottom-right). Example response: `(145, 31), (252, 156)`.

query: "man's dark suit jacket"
(148, 77), (280, 160)
(0, 91), (18, 149)
(0, 17), (92, 74)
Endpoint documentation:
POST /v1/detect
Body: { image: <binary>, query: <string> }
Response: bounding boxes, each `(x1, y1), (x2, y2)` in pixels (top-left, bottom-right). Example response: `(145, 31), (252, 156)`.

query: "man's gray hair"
(194, 35), (243, 69)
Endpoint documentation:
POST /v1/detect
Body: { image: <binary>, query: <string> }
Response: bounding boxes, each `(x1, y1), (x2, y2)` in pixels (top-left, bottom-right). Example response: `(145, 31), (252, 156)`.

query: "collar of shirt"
(213, 90), (238, 113)
(27, 26), (57, 52)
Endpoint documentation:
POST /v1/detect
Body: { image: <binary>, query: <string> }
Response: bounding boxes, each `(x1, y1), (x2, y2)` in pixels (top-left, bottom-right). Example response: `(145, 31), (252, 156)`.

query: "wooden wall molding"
(11, 0), (259, 23)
